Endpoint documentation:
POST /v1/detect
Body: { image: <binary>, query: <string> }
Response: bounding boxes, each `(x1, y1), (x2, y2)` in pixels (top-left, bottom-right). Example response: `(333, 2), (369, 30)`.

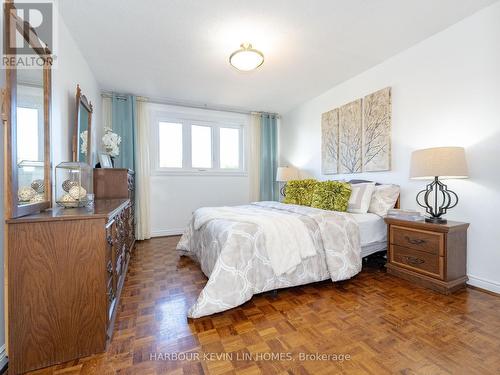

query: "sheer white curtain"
(135, 99), (151, 240)
(101, 96), (112, 165)
(102, 96), (112, 129)
(249, 113), (261, 202)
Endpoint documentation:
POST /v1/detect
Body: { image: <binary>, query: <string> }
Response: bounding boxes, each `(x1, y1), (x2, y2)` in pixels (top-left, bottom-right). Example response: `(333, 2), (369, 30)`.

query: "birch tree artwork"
(320, 87), (391, 175)
(338, 99), (362, 173)
(321, 108), (339, 174)
(362, 87), (391, 171)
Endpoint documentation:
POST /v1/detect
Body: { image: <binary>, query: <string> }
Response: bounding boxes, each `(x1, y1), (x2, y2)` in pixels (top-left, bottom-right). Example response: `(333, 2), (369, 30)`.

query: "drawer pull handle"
(405, 236), (426, 245)
(403, 256), (425, 265)
(108, 290), (115, 303)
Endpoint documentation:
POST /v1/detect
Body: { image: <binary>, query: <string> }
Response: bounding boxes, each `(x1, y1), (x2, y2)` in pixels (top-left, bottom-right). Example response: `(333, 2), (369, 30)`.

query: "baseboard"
(0, 344), (8, 373)
(467, 275), (500, 295)
(151, 228), (184, 237)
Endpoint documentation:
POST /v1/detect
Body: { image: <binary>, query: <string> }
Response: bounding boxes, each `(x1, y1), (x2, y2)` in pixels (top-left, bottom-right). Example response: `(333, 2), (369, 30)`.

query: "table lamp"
(410, 147), (468, 224)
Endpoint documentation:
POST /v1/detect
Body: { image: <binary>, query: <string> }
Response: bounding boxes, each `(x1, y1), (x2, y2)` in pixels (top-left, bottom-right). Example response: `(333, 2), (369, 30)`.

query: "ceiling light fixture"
(229, 43), (264, 71)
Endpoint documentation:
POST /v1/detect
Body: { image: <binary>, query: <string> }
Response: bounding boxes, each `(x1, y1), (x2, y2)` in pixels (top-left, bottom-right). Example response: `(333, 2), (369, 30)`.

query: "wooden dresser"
(94, 168), (135, 241)
(6, 198), (135, 374)
(94, 168), (135, 200)
(384, 217), (469, 294)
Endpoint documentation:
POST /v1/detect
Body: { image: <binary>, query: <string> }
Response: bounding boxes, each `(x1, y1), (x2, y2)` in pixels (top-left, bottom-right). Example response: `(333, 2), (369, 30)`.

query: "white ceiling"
(58, 0), (496, 114)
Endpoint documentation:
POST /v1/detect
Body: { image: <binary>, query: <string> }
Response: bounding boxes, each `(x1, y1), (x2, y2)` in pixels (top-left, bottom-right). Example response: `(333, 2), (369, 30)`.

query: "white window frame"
(151, 109), (248, 176)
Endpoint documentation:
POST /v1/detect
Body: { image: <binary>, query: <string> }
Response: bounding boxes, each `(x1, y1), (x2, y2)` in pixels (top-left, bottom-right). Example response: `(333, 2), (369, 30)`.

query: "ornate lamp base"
(416, 176), (458, 224)
(280, 184), (287, 197)
(425, 216), (447, 224)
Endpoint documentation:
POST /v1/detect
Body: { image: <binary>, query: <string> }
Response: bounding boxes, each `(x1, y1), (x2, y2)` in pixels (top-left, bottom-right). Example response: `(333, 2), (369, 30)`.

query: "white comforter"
(177, 201), (361, 318)
(193, 206), (317, 275)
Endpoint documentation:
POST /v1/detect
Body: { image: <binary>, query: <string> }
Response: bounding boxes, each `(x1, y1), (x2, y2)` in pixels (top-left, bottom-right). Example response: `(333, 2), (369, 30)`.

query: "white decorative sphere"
(30, 193), (45, 203)
(60, 193), (76, 202)
(18, 186), (36, 202)
(69, 186), (87, 200)
(62, 179), (78, 192)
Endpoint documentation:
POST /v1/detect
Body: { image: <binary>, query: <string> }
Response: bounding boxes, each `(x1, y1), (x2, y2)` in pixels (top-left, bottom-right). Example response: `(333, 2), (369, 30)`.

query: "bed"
(355, 212), (388, 257)
(177, 181), (398, 318)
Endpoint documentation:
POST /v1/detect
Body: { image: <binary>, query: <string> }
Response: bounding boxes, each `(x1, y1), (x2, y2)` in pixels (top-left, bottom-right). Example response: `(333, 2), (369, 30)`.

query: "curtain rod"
(100, 91), (280, 117)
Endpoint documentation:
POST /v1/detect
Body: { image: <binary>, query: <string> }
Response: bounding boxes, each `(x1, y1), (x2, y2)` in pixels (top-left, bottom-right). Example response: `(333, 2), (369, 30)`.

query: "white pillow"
(369, 184), (400, 217)
(348, 182), (376, 214)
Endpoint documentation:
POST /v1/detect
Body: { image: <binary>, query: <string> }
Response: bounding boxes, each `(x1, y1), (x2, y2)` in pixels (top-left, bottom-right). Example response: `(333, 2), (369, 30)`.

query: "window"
(153, 111), (246, 175)
(220, 127), (239, 169)
(159, 122), (183, 168)
(16, 107), (39, 162)
(191, 125), (212, 168)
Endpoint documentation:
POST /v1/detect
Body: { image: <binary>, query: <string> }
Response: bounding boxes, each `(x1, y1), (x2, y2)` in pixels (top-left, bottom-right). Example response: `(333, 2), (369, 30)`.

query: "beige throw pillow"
(369, 184), (400, 217)
(347, 182), (376, 214)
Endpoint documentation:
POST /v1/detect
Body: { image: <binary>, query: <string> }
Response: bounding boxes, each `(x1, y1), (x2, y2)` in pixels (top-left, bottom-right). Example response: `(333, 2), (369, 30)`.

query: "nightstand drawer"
(390, 225), (444, 255)
(391, 245), (443, 279)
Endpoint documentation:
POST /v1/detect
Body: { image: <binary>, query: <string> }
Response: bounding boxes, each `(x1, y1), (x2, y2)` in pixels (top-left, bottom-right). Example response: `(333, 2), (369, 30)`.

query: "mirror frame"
(72, 84), (93, 163)
(4, 0), (52, 218)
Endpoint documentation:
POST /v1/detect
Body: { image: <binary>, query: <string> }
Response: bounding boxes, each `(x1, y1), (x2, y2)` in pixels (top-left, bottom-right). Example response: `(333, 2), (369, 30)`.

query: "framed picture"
(99, 154), (113, 168)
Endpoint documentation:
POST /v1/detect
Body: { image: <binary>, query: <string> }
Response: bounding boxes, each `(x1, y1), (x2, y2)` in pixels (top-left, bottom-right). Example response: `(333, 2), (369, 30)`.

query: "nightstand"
(384, 217), (469, 294)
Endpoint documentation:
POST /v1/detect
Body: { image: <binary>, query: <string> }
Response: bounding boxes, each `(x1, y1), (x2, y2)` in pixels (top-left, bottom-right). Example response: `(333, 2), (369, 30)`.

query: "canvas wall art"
(362, 87), (391, 172)
(338, 99), (362, 173)
(321, 108), (339, 174)
(321, 87), (391, 174)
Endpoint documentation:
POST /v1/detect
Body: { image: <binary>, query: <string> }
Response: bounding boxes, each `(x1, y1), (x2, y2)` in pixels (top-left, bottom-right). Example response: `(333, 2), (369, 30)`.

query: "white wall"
(151, 174), (252, 235)
(0, 7), (101, 366)
(52, 8), (102, 172)
(148, 103), (251, 236)
(280, 3), (500, 293)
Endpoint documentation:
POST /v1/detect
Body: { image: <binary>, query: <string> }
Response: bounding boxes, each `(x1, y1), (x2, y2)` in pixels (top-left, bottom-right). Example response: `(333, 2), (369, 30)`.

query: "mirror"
(73, 85), (93, 164)
(4, 1), (52, 218)
(16, 54), (46, 207)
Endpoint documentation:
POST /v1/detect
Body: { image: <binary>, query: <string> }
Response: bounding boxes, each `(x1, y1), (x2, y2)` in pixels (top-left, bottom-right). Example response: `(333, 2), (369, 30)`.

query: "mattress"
(351, 213), (387, 257)
(352, 212), (387, 245)
(360, 241), (387, 258)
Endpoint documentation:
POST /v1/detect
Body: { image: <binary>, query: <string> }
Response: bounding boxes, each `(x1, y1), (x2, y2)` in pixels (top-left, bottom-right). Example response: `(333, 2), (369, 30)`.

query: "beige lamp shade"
(410, 147), (468, 179)
(276, 166), (299, 182)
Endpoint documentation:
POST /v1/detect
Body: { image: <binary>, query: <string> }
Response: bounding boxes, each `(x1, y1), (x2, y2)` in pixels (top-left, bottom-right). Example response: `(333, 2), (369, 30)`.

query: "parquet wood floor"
(14, 236), (500, 375)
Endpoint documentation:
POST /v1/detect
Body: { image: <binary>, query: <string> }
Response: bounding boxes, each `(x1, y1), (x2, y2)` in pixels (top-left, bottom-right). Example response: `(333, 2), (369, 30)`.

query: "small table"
(384, 217), (469, 294)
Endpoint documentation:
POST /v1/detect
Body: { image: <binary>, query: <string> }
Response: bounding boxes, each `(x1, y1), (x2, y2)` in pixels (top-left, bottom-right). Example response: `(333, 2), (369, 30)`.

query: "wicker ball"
(31, 179), (45, 193)
(30, 193), (45, 203)
(62, 179), (79, 193)
(18, 186), (36, 202)
(69, 186), (87, 200)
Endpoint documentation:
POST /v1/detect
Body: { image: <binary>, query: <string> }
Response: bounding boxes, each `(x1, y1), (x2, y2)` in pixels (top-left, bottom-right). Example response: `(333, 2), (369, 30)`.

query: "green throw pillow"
(311, 181), (352, 212)
(283, 179), (318, 206)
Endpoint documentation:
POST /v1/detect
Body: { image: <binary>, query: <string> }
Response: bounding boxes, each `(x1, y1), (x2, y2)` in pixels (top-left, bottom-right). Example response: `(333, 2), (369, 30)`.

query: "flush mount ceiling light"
(229, 43), (264, 71)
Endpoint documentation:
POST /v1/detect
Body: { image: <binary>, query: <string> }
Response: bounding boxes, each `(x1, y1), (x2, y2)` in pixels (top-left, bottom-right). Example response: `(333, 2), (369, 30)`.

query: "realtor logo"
(3, 0), (56, 68)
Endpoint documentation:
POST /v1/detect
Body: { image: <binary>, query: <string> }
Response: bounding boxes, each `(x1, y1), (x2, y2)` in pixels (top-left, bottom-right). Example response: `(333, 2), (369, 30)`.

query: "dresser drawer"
(391, 245), (443, 279)
(390, 225), (444, 255)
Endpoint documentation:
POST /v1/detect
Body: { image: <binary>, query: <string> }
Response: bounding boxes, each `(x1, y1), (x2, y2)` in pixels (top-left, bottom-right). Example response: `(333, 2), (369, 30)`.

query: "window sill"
(151, 169), (248, 177)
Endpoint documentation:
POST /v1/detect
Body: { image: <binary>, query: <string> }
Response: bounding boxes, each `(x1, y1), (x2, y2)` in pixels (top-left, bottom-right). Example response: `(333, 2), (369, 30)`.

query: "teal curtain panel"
(112, 94), (136, 170)
(259, 114), (278, 201)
